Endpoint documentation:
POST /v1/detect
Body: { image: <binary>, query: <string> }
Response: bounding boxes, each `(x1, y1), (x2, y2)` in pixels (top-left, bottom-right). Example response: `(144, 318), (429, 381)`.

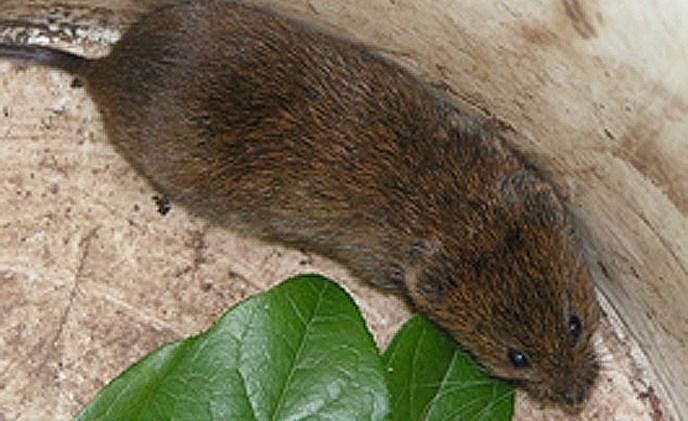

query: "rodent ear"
(529, 189), (566, 226)
(405, 238), (442, 266)
(500, 170), (565, 226)
(405, 238), (449, 301)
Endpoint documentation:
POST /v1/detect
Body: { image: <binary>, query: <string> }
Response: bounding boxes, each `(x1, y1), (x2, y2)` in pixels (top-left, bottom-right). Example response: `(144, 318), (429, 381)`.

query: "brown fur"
(0, 0), (600, 409)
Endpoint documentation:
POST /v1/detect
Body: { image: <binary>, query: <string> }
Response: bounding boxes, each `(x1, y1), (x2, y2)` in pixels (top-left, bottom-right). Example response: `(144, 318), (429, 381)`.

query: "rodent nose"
(562, 389), (583, 406)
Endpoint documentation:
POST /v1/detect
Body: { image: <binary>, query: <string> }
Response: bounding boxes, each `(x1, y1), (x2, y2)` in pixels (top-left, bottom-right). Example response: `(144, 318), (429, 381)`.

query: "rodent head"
(405, 169), (600, 410)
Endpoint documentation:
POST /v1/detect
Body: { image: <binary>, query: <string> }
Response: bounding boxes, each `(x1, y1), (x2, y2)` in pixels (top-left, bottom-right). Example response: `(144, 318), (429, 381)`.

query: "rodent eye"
(568, 314), (582, 342)
(507, 348), (529, 369)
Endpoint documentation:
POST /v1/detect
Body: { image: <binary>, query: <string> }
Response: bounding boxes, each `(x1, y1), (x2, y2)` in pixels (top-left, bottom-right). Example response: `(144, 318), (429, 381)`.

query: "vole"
(0, 0), (600, 410)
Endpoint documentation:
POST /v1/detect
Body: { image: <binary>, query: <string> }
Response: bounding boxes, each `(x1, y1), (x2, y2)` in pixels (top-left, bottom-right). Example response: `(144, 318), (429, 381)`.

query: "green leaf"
(383, 315), (514, 421)
(75, 274), (390, 421)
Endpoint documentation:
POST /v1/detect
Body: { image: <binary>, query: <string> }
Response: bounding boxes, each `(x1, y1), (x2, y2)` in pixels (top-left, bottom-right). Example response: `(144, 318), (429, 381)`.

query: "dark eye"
(568, 314), (582, 342)
(507, 348), (529, 369)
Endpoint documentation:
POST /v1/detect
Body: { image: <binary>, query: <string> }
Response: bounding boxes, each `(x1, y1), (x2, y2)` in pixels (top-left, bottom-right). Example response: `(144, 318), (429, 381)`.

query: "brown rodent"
(0, 0), (600, 410)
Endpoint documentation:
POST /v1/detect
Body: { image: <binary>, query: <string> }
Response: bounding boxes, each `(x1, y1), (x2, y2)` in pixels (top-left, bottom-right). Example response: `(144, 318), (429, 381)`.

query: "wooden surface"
(1, 1), (685, 419)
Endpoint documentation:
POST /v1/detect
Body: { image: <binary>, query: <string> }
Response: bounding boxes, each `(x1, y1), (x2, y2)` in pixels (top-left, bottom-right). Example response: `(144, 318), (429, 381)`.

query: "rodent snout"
(557, 376), (595, 412)
(562, 387), (585, 407)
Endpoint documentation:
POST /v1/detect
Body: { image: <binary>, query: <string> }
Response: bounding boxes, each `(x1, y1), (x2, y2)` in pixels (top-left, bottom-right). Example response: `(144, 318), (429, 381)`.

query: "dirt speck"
(638, 386), (664, 421)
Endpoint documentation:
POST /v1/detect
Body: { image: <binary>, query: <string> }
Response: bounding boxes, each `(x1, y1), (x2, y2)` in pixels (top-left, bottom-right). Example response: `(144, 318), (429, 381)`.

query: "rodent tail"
(0, 43), (88, 74)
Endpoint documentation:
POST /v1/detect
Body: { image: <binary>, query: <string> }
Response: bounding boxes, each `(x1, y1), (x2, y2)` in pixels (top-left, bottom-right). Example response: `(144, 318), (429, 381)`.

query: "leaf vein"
(269, 282), (329, 420)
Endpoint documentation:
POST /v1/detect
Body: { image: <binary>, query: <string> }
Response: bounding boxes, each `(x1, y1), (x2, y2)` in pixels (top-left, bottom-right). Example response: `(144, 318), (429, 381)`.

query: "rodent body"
(0, 0), (599, 409)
